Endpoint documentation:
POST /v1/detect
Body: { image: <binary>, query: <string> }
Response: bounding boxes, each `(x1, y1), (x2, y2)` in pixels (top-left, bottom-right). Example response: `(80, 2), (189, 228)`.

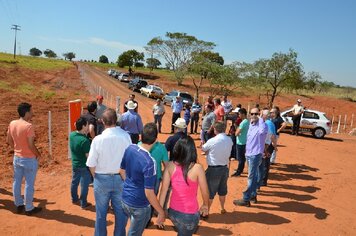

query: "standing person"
(6, 102), (42, 215)
(120, 101), (143, 144)
(190, 98), (202, 134)
(202, 122), (233, 214)
(96, 95), (107, 135)
(221, 94), (233, 121)
(233, 108), (267, 207)
(184, 104), (191, 133)
(171, 96), (183, 133)
(270, 106), (287, 164)
(120, 123), (166, 235)
(83, 101), (97, 140)
(152, 99), (165, 133)
(123, 94), (138, 113)
(231, 108), (249, 177)
(291, 99), (304, 135)
(86, 108), (132, 236)
(214, 98), (225, 122)
(69, 116), (92, 209)
(203, 96), (215, 116)
(159, 136), (209, 236)
(258, 109), (277, 189)
(201, 104), (216, 143)
(166, 118), (187, 160)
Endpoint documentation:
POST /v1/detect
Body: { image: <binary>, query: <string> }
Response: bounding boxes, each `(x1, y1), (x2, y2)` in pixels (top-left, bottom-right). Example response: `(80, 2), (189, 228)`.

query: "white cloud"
(89, 37), (144, 52)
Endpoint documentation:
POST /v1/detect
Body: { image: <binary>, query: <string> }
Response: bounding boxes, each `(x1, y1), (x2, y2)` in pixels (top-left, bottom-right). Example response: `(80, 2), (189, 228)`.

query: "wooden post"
(351, 114), (354, 129)
(343, 115), (347, 131)
(48, 111), (52, 159)
(336, 115), (341, 134)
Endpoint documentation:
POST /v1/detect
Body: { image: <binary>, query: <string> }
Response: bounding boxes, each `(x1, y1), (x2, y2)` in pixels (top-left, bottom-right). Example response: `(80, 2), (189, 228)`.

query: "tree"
(134, 62), (144, 68)
(147, 32), (215, 85)
(304, 71), (322, 93)
(117, 49), (144, 68)
(252, 49), (304, 108)
(146, 58), (161, 71)
(43, 49), (57, 58)
(99, 55), (109, 63)
(29, 47), (42, 56)
(63, 52), (76, 61)
(188, 51), (225, 98)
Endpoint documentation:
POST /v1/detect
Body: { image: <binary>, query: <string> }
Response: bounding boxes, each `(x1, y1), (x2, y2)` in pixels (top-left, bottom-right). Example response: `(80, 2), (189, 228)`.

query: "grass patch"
(0, 52), (73, 70)
(0, 81), (12, 91)
(41, 90), (56, 100)
(17, 83), (34, 94)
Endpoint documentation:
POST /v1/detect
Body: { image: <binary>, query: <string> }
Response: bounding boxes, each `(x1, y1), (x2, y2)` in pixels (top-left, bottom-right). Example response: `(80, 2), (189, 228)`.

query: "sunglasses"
(250, 113), (259, 116)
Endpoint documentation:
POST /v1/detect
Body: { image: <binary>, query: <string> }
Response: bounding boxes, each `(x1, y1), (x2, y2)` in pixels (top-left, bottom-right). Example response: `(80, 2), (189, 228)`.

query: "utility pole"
(11, 24), (21, 59)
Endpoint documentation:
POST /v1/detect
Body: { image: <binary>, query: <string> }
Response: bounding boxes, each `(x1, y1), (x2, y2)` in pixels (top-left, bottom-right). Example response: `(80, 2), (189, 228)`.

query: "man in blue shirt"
(170, 96), (183, 133)
(120, 123), (165, 235)
(120, 101), (143, 144)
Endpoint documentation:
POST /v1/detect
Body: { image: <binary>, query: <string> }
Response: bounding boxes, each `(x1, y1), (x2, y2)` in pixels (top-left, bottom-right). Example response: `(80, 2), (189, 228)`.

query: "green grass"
(17, 83), (34, 94)
(0, 52), (73, 70)
(41, 90), (56, 100)
(0, 81), (12, 91)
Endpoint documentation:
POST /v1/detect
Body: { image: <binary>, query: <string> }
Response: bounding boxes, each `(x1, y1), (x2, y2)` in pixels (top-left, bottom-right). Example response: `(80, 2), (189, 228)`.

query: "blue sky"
(1, 0), (355, 87)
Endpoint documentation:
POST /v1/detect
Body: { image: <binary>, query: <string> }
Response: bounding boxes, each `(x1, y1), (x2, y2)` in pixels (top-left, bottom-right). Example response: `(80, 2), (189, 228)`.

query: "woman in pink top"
(159, 136), (209, 235)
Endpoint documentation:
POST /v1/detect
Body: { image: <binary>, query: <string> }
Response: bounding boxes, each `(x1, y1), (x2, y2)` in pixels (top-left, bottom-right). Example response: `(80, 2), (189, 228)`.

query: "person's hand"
(200, 204), (209, 217)
(156, 211), (166, 228)
(274, 146), (278, 152)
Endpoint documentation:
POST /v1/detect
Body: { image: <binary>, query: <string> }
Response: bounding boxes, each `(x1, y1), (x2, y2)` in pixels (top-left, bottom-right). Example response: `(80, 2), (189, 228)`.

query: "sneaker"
(221, 209), (227, 214)
(16, 205), (25, 214)
(250, 196), (257, 204)
(231, 172), (241, 177)
(233, 199), (250, 207)
(25, 207), (42, 216)
(81, 203), (92, 209)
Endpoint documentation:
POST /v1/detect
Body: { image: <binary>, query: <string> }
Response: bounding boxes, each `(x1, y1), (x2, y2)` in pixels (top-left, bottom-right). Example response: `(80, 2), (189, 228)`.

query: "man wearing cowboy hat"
(165, 118), (187, 159)
(291, 99), (304, 135)
(120, 101), (143, 144)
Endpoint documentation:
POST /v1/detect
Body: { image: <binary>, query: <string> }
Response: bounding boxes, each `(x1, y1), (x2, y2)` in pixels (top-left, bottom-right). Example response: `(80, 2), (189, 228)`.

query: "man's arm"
(6, 129), (14, 148)
(88, 124), (95, 139)
(119, 169), (126, 180)
(89, 167), (95, 177)
(27, 137), (41, 158)
(146, 188), (165, 225)
(277, 121), (287, 134)
(196, 164), (209, 215)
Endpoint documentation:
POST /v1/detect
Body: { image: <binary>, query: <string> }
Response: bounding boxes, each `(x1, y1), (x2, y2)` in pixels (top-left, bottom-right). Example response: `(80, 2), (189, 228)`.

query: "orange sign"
(69, 99), (82, 132)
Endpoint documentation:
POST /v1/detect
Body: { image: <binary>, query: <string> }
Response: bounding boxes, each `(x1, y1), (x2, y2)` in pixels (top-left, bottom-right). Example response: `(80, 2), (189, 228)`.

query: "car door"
(301, 111), (319, 129)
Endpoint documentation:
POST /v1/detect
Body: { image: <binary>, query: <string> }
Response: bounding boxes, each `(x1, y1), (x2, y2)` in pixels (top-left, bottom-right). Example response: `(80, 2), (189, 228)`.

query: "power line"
(11, 24), (21, 59)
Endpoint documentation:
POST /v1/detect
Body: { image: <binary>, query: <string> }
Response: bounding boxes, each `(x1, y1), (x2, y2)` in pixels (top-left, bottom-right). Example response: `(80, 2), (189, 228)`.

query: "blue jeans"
(71, 167), (91, 207)
(270, 135), (279, 163)
(243, 154), (262, 201)
(13, 156), (38, 211)
(94, 174), (127, 236)
(122, 201), (151, 236)
(236, 144), (246, 174)
(168, 208), (200, 236)
(154, 114), (163, 133)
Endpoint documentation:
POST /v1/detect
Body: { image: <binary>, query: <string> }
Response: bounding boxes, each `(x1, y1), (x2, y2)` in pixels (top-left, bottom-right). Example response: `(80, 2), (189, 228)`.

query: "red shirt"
(214, 105), (225, 121)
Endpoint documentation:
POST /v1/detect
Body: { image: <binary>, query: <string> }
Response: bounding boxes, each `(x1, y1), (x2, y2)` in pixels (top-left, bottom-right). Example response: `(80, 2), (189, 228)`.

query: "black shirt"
(83, 111), (97, 139)
(272, 116), (284, 135)
(165, 131), (187, 160)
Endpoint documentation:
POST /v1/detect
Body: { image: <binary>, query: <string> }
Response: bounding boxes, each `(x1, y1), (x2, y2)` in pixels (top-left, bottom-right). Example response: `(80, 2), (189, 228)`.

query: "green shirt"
(69, 131), (91, 168)
(236, 119), (249, 145)
(139, 141), (169, 180)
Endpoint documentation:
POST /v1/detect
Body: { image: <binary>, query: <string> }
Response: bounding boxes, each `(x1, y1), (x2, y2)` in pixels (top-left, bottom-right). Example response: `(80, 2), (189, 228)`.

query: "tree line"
(29, 47), (76, 61)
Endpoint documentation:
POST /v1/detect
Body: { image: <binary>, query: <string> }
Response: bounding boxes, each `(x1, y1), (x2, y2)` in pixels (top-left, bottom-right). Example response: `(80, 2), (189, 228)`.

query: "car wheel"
(312, 127), (326, 139)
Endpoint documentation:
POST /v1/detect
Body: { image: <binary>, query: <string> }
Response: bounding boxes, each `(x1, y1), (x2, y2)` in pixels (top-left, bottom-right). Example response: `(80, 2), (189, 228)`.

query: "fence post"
(116, 96), (121, 114)
(336, 115), (341, 134)
(330, 115), (334, 133)
(351, 114), (354, 129)
(48, 111), (52, 159)
(343, 114), (347, 131)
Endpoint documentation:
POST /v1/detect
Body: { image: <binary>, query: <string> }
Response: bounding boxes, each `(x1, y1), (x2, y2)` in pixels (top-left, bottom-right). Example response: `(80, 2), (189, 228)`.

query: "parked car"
(163, 90), (193, 107)
(281, 108), (331, 138)
(140, 85), (165, 99)
(107, 69), (115, 76)
(128, 77), (148, 92)
(112, 71), (121, 79)
(118, 73), (130, 82)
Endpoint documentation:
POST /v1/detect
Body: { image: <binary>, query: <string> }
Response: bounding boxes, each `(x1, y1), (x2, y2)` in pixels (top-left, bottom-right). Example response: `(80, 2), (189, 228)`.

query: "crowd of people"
(6, 94), (308, 236)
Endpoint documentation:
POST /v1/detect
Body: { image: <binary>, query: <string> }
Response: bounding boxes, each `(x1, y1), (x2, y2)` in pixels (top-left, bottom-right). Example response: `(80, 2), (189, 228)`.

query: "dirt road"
(1, 64), (356, 235)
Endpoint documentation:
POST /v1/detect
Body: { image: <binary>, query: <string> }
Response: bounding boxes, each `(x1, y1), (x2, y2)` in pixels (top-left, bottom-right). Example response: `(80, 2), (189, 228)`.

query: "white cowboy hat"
(297, 99), (302, 103)
(125, 101), (137, 110)
(232, 107), (240, 113)
(173, 118), (187, 129)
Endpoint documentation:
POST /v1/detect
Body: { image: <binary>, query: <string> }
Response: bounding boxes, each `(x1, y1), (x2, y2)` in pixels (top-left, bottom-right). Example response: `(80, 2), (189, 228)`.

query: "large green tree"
(63, 52), (76, 61)
(146, 58), (161, 71)
(147, 32), (215, 85)
(29, 47), (42, 57)
(117, 49), (144, 68)
(43, 49), (57, 58)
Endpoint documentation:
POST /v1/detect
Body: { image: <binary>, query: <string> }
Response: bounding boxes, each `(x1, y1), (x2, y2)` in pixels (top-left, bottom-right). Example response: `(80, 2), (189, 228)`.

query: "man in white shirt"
(86, 108), (132, 236)
(152, 99), (165, 133)
(202, 122), (233, 214)
(96, 95), (107, 135)
(291, 99), (304, 135)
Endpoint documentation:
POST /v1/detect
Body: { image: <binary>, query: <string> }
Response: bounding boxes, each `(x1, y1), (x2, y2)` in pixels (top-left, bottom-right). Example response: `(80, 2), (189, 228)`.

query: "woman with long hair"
(159, 136), (209, 235)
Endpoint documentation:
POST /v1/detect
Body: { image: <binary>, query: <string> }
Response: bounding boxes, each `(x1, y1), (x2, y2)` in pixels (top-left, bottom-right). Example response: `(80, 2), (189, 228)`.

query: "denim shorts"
(205, 166), (229, 199)
(168, 208), (200, 236)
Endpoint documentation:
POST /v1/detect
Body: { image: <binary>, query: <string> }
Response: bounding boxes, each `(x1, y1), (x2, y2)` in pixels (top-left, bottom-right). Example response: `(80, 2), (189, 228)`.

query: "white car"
(140, 85), (165, 99)
(118, 73), (130, 82)
(281, 108), (331, 138)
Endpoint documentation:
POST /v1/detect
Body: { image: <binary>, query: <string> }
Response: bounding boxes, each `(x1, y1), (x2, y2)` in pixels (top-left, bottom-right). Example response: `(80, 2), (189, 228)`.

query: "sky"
(0, 0), (355, 87)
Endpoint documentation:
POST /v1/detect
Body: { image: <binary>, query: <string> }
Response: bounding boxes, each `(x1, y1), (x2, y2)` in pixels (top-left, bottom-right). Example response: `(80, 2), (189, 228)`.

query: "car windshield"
(152, 86), (163, 92)
(180, 93), (192, 100)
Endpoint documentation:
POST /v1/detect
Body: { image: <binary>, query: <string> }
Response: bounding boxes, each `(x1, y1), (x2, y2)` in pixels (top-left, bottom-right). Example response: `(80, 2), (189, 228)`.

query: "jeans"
(258, 157), (271, 187)
(243, 154), (262, 201)
(236, 144), (246, 174)
(171, 112), (181, 133)
(154, 114), (163, 133)
(190, 114), (199, 133)
(71, 167), (91, 207)
(168, 208), (200, 236)
(270, 135), (279, 163)
(13, 156), (38, 211)
(94, 174), (127, 236)
(122, 201), (151, 236)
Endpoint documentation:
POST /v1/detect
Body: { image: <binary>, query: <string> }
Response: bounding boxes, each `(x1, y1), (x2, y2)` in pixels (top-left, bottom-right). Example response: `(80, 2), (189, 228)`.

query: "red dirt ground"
(1, 63), (356, 235)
